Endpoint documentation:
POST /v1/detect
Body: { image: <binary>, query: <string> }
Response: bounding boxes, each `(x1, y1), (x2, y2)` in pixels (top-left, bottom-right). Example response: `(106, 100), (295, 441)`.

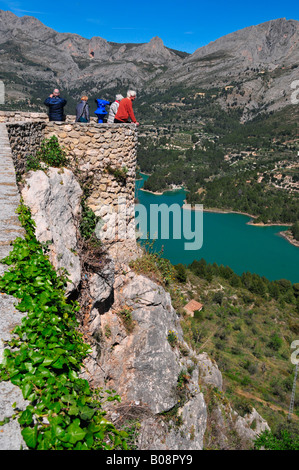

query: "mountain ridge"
(0, 10), (299, 121)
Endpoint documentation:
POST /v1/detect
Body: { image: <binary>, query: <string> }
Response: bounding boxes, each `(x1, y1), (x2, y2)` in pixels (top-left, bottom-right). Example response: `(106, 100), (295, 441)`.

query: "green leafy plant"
(79, 198), (101, 243)
(117, 308), (135, 334)
(177, 369), (190, 391)
(0, 203), (128, 450)
(26, 136), (69, 172)
(167, 330), (178, 348)
(254, 429), (299, 450)
(26, 154), (42, 172)
(129, 241), (176, 287)
(105, 165), (128, 183)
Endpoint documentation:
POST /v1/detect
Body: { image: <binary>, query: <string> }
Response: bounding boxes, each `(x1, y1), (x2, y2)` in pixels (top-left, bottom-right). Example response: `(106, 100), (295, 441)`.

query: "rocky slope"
(155, 18), (299, 118)
(3, 165), (269, 450)
(0, 10), (183, 99)
(0, 10), (298, 120)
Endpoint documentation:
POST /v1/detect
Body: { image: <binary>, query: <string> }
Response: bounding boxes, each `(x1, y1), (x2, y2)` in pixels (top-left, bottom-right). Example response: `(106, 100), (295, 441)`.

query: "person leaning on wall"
(107, 94), (124, 123)
(44, 89), (67, 122)
(114, 90), (139, 126)
(76, 95), (90, 123)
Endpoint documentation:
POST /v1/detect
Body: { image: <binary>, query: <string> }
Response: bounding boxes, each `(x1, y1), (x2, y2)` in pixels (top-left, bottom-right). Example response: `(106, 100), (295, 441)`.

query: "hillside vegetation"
(136, 90), (299, 225)
(130, 247), (299, 446)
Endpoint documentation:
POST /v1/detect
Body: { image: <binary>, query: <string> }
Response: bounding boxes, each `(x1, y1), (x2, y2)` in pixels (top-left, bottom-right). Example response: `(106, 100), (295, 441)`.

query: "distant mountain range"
(0, 10), (298, 121)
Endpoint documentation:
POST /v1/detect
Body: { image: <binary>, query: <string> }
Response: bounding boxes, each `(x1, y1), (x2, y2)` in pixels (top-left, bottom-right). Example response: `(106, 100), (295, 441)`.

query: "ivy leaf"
(42, 357), (54, 367)
(21, 426), (38, 449)
(31, 353), (44, 365)
(68, 404), (79, 416)
(79, 405), (96, 421)
(18, 409), (33, 426)
(66, 420), (86, 444)
(61, 394), (76, 405)
(51, 424), (66, 441)
(51, 356), (65, 369)
(18, 293), (36, 312)
(22, 382), (33, 400)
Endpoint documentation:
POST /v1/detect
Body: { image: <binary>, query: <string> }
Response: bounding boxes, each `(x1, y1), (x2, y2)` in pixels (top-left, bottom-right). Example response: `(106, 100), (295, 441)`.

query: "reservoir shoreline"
(137, 181), (297, 248)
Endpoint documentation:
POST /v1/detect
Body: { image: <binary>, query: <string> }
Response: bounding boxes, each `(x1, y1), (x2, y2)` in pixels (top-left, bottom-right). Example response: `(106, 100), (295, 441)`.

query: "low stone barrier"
(44, 122), (138, 242)
(3, 112), (138, 244)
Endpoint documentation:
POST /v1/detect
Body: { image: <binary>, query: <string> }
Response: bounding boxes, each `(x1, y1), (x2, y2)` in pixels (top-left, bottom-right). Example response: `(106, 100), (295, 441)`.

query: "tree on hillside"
(291, 221), (299, 241)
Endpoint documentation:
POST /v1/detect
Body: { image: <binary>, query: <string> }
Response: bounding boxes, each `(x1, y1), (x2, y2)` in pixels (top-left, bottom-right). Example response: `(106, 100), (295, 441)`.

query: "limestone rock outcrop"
(0, 139), (270, 450)
(82, 269), (209, 450)
(21, 168), (83, 294)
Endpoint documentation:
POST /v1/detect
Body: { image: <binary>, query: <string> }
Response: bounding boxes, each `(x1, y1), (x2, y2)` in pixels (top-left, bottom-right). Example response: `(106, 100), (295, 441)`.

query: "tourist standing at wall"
(44, 89), (67, 122)
(76, 96), (90, 122)
(114, 90), (139, 126)
(107, 94), (124, 123)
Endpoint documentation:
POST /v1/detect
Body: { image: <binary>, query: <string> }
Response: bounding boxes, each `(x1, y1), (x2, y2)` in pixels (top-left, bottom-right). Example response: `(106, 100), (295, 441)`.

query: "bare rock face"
(196, 352), (223, 391)
(82, 262), (270, 450)
(82, 270), (209, 450)
(0, 381), (28, 450)
(234, 407), (270, 443)
(21, 168), (83, 294)
(85, 272), (184, 410)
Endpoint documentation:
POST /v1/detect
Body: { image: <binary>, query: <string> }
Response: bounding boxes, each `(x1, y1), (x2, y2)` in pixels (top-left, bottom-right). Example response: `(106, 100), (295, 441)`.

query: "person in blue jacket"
(44, 89), (67, 121)
(94, 98), (111, 123)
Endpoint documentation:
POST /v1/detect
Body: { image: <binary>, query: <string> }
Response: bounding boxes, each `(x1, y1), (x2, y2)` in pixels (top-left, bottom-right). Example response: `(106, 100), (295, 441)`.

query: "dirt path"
(236, 388), (298, 420)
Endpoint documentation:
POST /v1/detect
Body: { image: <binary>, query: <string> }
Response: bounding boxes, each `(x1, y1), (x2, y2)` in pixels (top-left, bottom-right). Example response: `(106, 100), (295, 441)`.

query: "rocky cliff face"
(0, 10), (183, 95)
(21, 168), (83, 294)
(17, 165), (270, 450)
(154, 18), (299, 118)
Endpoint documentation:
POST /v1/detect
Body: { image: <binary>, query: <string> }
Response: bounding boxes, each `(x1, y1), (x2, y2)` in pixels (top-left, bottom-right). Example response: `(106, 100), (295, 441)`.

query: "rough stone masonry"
(1, 111), (138, 245)
(0, 122), (28, 450)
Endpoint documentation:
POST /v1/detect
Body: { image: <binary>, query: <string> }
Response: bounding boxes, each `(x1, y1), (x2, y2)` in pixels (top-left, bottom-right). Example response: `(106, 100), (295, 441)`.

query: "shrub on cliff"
(26, 136), (68, 172)
(254, 428), (299, 450)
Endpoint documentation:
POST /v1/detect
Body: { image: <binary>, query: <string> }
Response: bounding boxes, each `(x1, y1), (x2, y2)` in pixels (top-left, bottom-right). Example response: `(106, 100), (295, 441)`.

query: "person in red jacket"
(114, 90), (139, 126)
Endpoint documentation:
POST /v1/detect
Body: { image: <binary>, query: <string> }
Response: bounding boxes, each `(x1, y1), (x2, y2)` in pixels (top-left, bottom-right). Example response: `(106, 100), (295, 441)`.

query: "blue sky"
(0, 0), (298, 53)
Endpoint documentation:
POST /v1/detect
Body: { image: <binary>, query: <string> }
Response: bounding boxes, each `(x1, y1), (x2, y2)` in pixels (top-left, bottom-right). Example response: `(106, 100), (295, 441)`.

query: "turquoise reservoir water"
(135, 174), (299, 284)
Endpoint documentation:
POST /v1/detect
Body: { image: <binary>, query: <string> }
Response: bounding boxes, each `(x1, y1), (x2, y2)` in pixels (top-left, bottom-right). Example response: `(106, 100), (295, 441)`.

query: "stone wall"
(44, 122), (138, 243)
(0, 111), (49, 123)
(4, 112), (138, 244)
(6, 121), (46, 175)
(0, 111), (97, 123)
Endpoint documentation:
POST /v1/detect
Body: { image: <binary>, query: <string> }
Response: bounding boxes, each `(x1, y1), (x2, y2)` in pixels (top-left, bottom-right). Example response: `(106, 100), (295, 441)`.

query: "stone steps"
(0, 123), (27, 450)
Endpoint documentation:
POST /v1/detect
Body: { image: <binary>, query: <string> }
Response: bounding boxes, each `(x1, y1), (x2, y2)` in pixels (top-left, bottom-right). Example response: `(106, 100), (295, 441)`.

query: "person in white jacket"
(107, 94), (124, 123)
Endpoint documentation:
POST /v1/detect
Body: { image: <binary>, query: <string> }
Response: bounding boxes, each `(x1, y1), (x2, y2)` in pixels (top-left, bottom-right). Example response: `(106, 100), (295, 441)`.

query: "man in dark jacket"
(44, 89), (67, 121)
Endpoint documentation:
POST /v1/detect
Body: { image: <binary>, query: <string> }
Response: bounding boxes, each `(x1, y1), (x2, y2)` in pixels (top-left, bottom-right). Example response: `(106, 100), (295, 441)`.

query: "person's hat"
(116, 94), (124, 101)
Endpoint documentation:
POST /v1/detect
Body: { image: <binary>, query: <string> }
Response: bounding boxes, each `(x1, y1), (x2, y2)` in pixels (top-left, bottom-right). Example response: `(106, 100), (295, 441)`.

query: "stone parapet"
(6, 121), (46, 175)
(0, 111), (49, 123)
(44, 122), (138, 242)
(4, 115), (138, 244)
(0, 111), (98, 123)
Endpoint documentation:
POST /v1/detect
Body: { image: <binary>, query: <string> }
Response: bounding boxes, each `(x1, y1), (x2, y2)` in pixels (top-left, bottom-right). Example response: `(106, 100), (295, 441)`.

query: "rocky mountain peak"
(148, 36), (164, 47)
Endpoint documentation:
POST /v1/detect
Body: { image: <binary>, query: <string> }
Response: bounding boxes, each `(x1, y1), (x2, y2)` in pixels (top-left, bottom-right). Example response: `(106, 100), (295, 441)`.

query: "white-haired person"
(107, 94), (124, 123)
(114, 90), (139, 126)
